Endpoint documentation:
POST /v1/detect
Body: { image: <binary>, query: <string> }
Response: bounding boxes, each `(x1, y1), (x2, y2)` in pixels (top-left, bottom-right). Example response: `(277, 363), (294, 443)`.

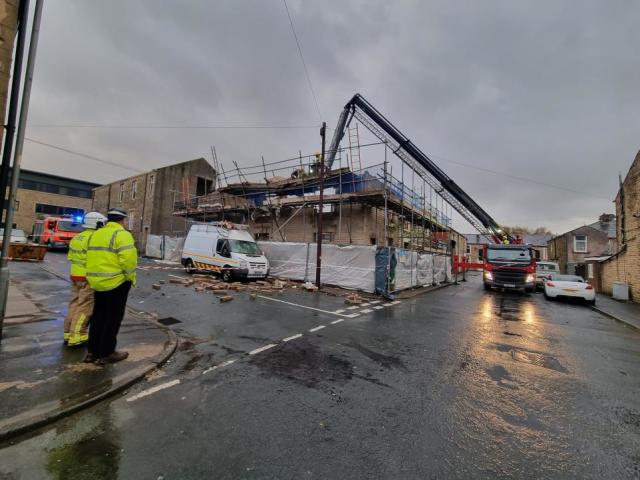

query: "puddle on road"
(250, 338), (354, 389)
(346, 341), (406, 370)
(493, 343), (569, 374)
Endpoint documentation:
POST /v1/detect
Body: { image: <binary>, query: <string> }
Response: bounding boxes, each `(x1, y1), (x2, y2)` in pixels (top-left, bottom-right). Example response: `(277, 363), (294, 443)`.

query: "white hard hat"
(83, 211), (107, 229)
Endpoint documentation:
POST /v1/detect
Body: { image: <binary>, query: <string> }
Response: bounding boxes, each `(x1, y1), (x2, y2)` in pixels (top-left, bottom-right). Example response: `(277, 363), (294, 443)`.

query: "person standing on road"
(85, 208), (137, 364)
(63, 212), (107, 347)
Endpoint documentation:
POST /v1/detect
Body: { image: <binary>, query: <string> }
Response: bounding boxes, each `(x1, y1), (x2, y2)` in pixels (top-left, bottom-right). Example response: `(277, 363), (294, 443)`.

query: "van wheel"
(222, 268), (232, 283)
(184, 259), (195, 274)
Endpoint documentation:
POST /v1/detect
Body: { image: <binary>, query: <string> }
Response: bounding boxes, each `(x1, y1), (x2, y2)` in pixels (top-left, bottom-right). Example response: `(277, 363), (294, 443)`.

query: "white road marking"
(330, 319), (344, 324)
(282, 333), (303, 342)
(202, 359), (236, 375)
(333, 309), (346, 314)
(345, 313), (360, 318)
(126, 379), (181, 402)
(360, 303), (370, 307)
(360, 309), (373, 314)
(248, 344), (277, 355)
(373, 306), (384, 310)
(309, 325), (326, 332)
(256, 295), (348, 317)
(346, 306), (360, 310)
(382, 303), (392, 307)
(391, 300), (402, 305)
(370, 300), (382, 304)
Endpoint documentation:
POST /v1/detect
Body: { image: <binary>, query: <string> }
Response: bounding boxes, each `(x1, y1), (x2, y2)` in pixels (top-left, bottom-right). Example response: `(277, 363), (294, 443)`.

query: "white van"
(181, 222), (270, 282)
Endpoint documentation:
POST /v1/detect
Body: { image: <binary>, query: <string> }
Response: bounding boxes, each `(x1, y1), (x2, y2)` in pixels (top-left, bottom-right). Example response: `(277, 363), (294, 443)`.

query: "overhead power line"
(25, 137), (143, 173)
(27, 124), (321, 130)
(282, 0), (322, 122)
(428, 152), (611, 201)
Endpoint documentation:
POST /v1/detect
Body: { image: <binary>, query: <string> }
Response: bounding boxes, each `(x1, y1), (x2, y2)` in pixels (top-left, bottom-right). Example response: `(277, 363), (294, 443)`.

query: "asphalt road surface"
(1, 253), (639, 479)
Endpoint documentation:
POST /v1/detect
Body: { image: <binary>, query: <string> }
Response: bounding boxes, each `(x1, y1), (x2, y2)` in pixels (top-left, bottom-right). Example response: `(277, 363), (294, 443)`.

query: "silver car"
(535, 261), (559, 289)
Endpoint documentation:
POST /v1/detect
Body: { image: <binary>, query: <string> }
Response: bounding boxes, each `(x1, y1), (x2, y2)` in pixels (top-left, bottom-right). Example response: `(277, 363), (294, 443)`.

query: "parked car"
(543, 274), (595, 304)
(0, 228), (28, 245)
(535, 261), (559, 289)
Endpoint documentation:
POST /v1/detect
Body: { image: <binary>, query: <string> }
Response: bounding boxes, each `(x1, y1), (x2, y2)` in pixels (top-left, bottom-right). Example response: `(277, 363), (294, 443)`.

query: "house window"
(196, 177), (214, 196)
(35, 203), (84, 217)
(255, 232), (270, 241)
(131, 180), (138, 200)
(466, 245), (471, 254)
(119, 182), (125, 202)
(149, 174), (155, 194)
(573, 235), (587, 253)
(478, 248), (484, 261)
(370, 237), (377, 245)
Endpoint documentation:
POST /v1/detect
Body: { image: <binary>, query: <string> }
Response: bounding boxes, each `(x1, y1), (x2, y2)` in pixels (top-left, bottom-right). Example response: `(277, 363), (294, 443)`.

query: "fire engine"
(32, 215), (84, 249)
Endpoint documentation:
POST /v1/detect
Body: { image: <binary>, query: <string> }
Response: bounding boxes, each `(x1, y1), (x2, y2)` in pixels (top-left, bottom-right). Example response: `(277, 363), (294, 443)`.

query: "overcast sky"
(21, 0), (640, 233)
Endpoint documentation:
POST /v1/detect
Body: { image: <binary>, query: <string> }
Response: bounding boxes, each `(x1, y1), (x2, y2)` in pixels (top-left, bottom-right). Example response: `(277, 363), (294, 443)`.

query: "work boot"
(95, 351), (129, 365)
(83, 353), (96, 363)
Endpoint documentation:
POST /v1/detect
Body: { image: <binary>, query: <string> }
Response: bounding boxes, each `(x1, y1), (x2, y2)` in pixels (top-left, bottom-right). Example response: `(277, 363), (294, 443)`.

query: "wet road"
(1, 254), (640, 479)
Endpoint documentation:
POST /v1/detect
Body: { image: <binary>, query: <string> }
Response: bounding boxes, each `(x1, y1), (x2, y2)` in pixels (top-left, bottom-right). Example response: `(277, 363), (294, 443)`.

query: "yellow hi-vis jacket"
(86, 221), (137, 291)
(67, 228), (95, 280)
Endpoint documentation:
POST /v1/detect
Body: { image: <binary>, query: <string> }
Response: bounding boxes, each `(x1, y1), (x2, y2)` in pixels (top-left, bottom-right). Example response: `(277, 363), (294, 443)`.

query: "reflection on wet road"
(1, 272), (639, 479)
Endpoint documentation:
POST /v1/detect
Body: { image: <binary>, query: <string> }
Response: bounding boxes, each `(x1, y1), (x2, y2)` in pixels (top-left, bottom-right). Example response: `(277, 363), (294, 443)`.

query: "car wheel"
(525, 287), (534, 294)
(587, 298), (596, 306)
(483, 283), (491, 291)
(222, 268), (232, 283)
(543, 291), (550, 299)
(184, 259), (195, 274)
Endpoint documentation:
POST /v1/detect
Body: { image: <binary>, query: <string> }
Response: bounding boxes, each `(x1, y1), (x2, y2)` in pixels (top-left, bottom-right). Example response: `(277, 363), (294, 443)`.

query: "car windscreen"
(551, 274), (584, 282)
(537, 263), (558, 271)
(57, 221), (84, 232)
(229, 239), (262, 255)
(486, 248), (531, 262)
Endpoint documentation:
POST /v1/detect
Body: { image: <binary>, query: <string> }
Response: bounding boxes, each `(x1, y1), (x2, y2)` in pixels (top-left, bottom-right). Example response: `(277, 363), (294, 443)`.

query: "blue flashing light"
(75, 216), (83, 223)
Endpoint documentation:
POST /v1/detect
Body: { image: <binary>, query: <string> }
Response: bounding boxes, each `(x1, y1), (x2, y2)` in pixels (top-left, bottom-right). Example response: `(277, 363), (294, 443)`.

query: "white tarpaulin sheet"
(145, 235), (185, 261)
(258, 241), (377, 292)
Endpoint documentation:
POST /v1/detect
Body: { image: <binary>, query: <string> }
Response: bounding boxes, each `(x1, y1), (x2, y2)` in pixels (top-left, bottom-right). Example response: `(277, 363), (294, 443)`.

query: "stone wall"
(600, 152), (640, 301)
(0, 0), (18, 150)
(14, 188), (93, 233)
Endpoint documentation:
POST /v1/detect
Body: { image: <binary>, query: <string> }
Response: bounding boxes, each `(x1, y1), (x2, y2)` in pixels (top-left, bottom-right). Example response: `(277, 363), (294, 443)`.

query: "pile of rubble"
(152, 274), (312, 303)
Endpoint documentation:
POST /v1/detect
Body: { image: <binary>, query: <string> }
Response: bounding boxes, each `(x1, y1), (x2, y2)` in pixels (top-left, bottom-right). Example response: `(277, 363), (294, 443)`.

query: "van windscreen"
(229, 240), (261, 255)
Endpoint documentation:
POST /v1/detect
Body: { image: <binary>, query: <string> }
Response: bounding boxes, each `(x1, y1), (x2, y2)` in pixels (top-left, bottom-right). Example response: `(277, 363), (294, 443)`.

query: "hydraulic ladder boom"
(326, 93), (511, 242)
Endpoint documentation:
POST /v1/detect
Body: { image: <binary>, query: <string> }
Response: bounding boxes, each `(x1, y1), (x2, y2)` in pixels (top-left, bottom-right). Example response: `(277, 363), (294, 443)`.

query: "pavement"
(1, 266), (639, 479)
(0, 255), (177, 441)
(591, 292), (640, 330)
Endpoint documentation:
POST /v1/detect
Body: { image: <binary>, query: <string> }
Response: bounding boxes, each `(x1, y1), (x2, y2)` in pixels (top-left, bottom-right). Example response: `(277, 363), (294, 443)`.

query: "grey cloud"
(23, 0), (640, 233)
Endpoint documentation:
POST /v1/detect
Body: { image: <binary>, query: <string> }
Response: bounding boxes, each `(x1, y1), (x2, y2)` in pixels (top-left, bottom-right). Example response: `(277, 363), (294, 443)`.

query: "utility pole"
(315, 122), (326, 287)
(0, 0), (44, 340)
(0, 0), (30, 225)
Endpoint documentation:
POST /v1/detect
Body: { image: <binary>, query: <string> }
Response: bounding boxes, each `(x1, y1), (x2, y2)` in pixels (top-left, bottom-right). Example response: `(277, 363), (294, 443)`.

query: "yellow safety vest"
(67, 229), (95, 279)
(86, 222), (138, 291)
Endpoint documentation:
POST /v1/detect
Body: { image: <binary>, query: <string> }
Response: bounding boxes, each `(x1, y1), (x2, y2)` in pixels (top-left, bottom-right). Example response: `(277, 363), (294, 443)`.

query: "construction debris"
(303, 282), (318, 292)
(152, 284), (162, 291)
(345, 292), (363, 305)
(219, 295), (234, 303)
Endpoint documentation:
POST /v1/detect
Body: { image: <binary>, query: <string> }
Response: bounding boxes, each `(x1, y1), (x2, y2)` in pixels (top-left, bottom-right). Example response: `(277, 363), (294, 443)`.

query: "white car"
(543, 274), (595, 304)
(0, 228), (28, 244)
(535, 261), (559, 289)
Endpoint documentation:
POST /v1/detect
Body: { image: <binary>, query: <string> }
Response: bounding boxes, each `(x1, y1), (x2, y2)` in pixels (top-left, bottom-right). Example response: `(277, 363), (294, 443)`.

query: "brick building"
(548, 214), (616, 277)
(600, 151), (640, 301)
(9, 169), (98, 233)
(463, 233), (551, 263)
(92, 158), (216, 250)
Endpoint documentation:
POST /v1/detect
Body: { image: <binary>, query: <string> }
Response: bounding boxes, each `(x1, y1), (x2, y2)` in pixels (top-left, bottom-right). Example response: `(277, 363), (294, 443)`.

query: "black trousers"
(89, 281), (131, 358)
